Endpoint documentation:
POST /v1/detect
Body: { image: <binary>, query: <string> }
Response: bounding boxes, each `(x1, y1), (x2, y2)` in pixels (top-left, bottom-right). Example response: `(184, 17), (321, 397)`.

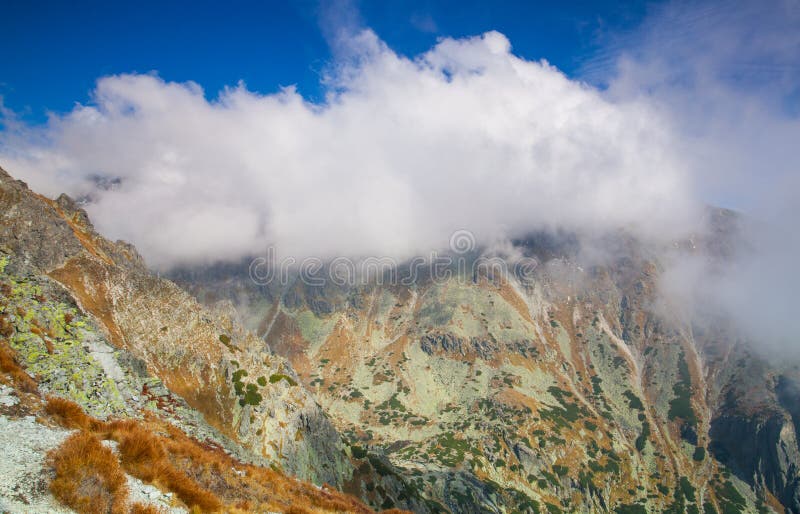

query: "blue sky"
(1, 0), (653, 122)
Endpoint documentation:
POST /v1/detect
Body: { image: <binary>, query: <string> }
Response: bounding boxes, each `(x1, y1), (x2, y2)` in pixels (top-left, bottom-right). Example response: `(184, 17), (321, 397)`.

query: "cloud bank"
(595, 0), (800, 355)
(0, 30), (697, 269)
(1, 1), (798, 354)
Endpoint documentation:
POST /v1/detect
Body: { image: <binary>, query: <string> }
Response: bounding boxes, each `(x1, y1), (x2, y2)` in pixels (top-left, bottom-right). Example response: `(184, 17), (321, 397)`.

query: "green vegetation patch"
(368, 455), (393, 476)
(427, 431), (475, 467)
(351, 445), (367, 459)
(714, 479), (746, 514)
(242, 383), (263, 406)
(615, 504), (647, 514)
(623, 389), (645, 411)
(269, 373), (297, 386)
(679, 477), (697, 502)
(539, 386), (588, 431)
(635, 421), (650, 451)
(693, 446), (706, 461)
(668, 352), (697, 428)
(553, 464), (569, 477)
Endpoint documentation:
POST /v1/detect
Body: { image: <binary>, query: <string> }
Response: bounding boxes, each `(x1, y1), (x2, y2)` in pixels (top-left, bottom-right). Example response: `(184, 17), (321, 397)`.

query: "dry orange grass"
(286, 507), (314, 514)
(30, 323), (44, 336)
(43, 397), (407, 514)
(111, 422), (222, 512)
(48, 259), (126, 347)
(45, 398), (222, 512)
(116, 424), (166, 480)
(0, 340), (38, 393)
(130, 503), (165, 514)
(94, 420), (222, 512)
(157, 422), (376, 513)
(152, 464), (222, 513)
(45, 395), (95, 429)
(48, 431), (128, 514)
(44, 403), (216, 513)
(30, 321), (55, 353)
(0, 316), (13, 337)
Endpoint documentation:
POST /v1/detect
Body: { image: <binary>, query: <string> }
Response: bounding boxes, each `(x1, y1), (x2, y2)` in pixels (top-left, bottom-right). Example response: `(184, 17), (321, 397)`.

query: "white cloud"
(0, 30), (699, 269)
(598, 0), (800, 355)
(2, 2), (799, 355)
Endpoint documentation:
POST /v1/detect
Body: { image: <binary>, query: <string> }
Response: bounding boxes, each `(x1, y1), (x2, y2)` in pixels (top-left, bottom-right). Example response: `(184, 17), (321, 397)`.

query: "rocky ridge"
(0, 165), (420, 512)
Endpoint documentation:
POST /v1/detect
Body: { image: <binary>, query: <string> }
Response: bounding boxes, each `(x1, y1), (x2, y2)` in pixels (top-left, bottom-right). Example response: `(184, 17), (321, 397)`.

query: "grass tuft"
(114, 423), (222, 512)
(0, 341), (38, 393)
(130, 504), (165, 514)
(45, 396), (94, 430)
(48, 431), (128, 514)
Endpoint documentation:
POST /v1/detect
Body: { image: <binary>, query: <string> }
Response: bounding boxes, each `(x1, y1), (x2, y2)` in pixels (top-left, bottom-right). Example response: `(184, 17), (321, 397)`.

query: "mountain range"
(2, 164), (800, 513)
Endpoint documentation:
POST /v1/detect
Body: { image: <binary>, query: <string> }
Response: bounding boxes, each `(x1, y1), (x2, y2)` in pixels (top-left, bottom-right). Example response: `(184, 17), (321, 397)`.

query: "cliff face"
(174, 228), (800, 513)
(0, 166), (353, 487)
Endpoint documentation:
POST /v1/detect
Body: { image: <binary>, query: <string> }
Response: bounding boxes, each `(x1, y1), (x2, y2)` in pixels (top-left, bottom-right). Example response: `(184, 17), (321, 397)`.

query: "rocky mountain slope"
(0, 250), (385, 513)
(0, 166), (420, 512)
(173, 225), (800, 513)
(4, 160), (800, 514)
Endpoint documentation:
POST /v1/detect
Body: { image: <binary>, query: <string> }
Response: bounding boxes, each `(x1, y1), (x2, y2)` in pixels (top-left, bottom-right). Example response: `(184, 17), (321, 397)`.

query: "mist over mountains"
(2, 1), (800, 513)
(3, 1), (800, 357)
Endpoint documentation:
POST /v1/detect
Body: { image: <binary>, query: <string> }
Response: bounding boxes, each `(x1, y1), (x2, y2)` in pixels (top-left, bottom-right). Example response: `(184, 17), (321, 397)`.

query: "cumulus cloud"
(0, 30), (699, 269)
